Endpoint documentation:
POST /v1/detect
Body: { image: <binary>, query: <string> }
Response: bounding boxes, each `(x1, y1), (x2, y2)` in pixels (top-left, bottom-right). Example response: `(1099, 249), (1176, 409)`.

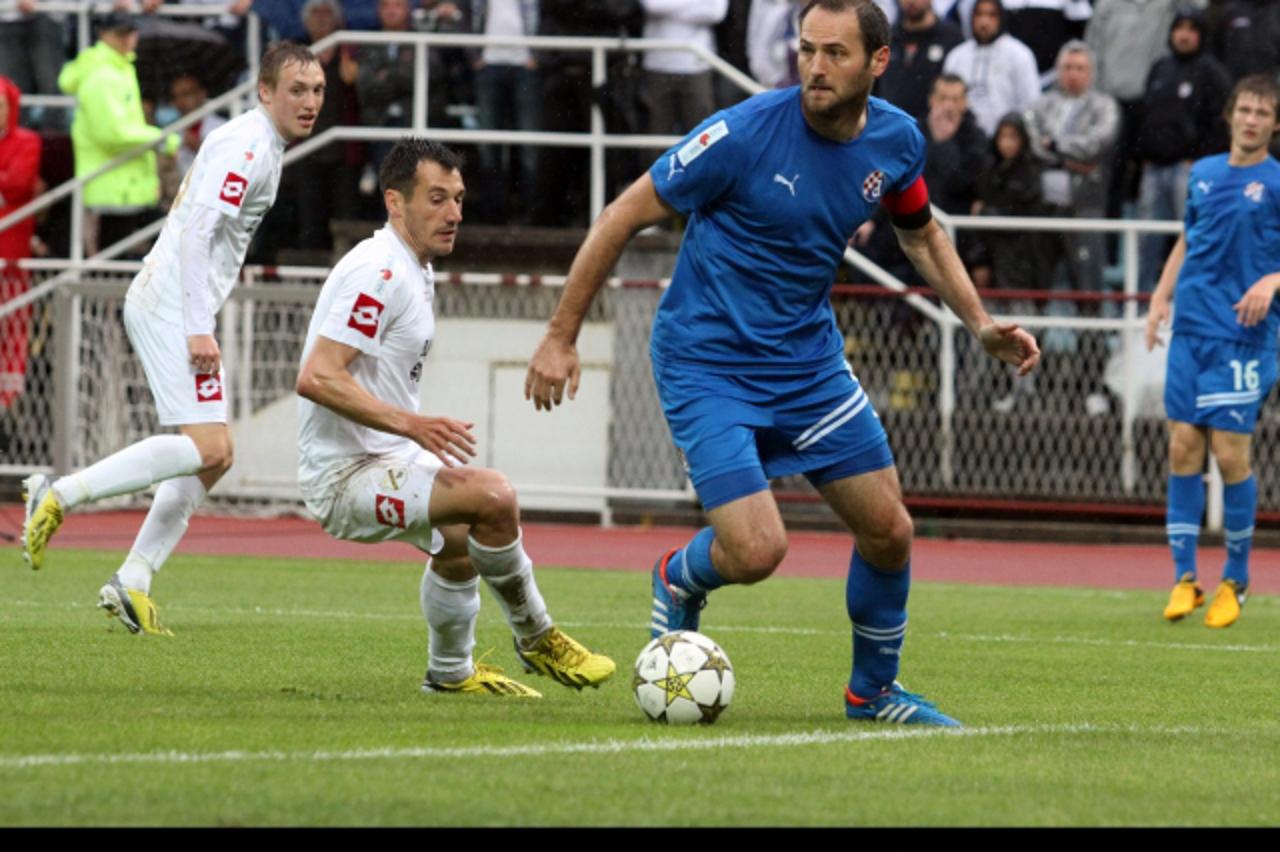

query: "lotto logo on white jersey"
(347, 293), (385, 338)
(376, 494), (407, 529)
(219, 172), (249, 206)
(195, 373), (223, 402)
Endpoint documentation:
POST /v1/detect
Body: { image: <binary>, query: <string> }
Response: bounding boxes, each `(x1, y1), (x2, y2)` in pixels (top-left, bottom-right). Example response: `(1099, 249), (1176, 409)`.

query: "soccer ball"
(633, 630), (735, 724)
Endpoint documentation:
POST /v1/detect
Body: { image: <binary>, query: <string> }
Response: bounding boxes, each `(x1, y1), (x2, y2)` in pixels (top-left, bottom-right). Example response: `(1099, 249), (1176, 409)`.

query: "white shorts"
(124, 301), (227, 426)
(312, 450), (445, 554)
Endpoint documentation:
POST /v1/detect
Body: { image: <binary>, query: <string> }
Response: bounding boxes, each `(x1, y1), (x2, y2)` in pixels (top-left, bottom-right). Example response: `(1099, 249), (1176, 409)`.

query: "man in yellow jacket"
(58, 12), (170, 256)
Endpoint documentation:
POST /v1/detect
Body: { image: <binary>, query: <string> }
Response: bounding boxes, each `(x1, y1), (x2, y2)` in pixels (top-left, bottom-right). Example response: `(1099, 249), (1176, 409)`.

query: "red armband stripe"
(882, 176), (930, 216)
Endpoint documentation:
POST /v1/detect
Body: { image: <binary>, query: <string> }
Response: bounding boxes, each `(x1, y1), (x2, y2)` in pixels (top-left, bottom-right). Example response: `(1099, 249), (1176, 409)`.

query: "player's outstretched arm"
(1146, 234), (1185, 350)
(297, 336), (476, 466)
(895, 218), (1040, 376)
(526, 173), (674, 410)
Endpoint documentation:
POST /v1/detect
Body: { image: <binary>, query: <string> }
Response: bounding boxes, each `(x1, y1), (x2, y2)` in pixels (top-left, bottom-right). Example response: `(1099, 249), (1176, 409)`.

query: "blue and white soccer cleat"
(845, 683), (962, 727)
(649, 548), (707, 639)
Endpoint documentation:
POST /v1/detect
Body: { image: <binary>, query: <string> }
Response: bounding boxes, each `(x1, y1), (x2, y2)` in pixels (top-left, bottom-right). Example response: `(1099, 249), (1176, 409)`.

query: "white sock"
(421, 568), (479, 683)
(467, 531), (552, 645)
(116, 476), (208, 594)
(52, 435), (202, 510)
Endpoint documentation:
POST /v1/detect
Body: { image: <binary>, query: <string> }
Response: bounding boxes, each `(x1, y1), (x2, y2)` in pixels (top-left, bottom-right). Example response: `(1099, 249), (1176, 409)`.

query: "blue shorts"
(1165, 332), (1277, 433)
(652, 358), (895, 510)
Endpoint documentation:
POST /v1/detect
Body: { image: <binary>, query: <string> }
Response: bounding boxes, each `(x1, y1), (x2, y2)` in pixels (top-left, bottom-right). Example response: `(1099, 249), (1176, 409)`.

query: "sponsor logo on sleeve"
(347, 293), (385, 338)
(376, 494), (407, 529)
(676, 119), (729, 167)
(195, 373), (224, 402)
(219, 172), (249, 206)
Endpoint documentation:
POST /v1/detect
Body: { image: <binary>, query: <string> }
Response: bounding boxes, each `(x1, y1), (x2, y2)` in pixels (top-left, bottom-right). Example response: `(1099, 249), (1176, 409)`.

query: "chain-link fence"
(4, 262), (1280, 518)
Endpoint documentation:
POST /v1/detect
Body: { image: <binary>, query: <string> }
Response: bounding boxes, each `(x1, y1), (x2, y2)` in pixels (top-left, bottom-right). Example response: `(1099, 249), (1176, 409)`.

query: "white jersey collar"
(254, 105), (288, 152)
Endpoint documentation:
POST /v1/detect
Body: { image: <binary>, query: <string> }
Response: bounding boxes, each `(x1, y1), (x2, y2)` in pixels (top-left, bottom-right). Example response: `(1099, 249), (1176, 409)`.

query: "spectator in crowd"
(468, 0), (539, 223)
(641, 0), (729, 135)
(1028, 41), (1118, 291)
(1087, 0), (1191, 232)
(58, 12), (169, 257)
(343, 0), (417, 191)
(972, 0), (1092, 76)
(874, 0), (962, 119)
(921, 73), (989, 217)
(169, 73), (226, 176)
(252, 0), (379, 41)
(0, 74), (42, 456)
(942, 0), (1039, 137)
(0, 0), (65, 101)
(531, 0), (643, 228)
(972, 111), (1045, 411)
(746, 0), (803, 89)
(1027, 40), (1119, 413)
(1212, 0), (1280, 84)
(1137, 6), (1230, 291)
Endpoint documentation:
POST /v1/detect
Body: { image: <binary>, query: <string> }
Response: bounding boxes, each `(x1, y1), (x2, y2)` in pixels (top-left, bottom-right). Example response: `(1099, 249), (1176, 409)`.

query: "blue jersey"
(648, 88), (927, 374)
(1173, 154), (1280, 350)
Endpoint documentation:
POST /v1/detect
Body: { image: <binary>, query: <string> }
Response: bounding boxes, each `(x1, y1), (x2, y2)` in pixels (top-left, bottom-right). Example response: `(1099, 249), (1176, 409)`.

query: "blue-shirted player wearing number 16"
(526, 0), (1039, 726)
(1146, 74), (1280, 629)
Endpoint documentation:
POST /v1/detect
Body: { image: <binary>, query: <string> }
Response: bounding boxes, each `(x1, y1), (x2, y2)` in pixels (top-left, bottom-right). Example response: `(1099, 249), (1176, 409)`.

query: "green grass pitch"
(2, 549), (1277, 826)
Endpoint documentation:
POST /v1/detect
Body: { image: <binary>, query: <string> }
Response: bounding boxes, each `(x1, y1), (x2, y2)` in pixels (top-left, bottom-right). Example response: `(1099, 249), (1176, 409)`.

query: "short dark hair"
(379, 137), (466, 198)
(1225, 74), (1280, 123)
(934, 72), (967, 93)
(797, 0), (891, 57)
(258, 41), (319, 91)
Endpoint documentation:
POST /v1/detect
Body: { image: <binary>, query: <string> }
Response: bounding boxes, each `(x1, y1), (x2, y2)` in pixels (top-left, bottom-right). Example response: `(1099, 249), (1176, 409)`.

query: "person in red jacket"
(0, 74), (42, 456)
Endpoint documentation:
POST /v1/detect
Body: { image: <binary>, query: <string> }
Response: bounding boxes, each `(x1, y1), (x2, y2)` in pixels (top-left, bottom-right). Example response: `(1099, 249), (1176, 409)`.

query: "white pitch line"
(934, 632), (1279, 654)
(10, 600), (1279, 652)
(0, 723), (1215, 771)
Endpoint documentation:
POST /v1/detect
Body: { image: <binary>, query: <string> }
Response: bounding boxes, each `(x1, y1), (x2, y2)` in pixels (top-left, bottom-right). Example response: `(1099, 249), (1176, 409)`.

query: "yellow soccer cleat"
(422, 663), (542, 698)
(1163, 574), (1205, 622)
(21, 473), (63, 571)
(515, 626), (617, 690)
(97, 576), (174, 636)
(1205, 580), (1247, 629)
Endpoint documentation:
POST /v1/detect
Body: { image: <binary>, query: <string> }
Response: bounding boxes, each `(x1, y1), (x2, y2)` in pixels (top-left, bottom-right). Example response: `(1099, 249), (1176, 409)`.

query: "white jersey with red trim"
(297, 225), (437, 503)
(126, 107), (285, 325)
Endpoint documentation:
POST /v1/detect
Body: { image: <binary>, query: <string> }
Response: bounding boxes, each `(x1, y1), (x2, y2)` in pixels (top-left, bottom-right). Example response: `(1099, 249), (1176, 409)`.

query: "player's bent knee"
(471, 469), (519, 528)
(723, 535), (787, 583)
(858, 510), (913, 571)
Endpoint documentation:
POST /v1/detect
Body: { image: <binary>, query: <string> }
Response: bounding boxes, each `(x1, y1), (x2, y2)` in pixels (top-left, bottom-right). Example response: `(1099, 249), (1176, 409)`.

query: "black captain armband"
(882, 176), (933, 230)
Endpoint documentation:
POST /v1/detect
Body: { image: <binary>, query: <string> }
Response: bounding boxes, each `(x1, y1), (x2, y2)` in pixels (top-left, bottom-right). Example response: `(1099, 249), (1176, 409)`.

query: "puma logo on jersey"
(376, 494), (407, 529)
(195, 373), (223, 402)
(219, 172), (248, 206)
(667, 154), (685, 181)
(347, 293), (385, 338)
(773, 173), (800, 196)
(1196, 180), (1213, 195)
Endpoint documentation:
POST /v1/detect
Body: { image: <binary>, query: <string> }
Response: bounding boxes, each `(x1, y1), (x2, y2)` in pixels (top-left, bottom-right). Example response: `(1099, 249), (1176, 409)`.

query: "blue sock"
(846, 549), (909, 699)
(1166, 473), (1203, 582)
(1222, 475), (1256, 588)
(665, 527), (727, 594)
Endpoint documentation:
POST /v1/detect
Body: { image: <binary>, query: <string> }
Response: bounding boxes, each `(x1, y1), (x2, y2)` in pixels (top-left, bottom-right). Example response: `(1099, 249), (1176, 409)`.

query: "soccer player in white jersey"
(295, 138), (615, 696)
(20, 43), (325, 635)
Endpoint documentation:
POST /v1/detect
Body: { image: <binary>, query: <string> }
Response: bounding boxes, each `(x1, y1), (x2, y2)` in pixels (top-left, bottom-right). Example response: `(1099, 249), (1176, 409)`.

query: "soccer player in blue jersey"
(1145, 74), (1280, 629)
(526, 0), (1039, 726)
